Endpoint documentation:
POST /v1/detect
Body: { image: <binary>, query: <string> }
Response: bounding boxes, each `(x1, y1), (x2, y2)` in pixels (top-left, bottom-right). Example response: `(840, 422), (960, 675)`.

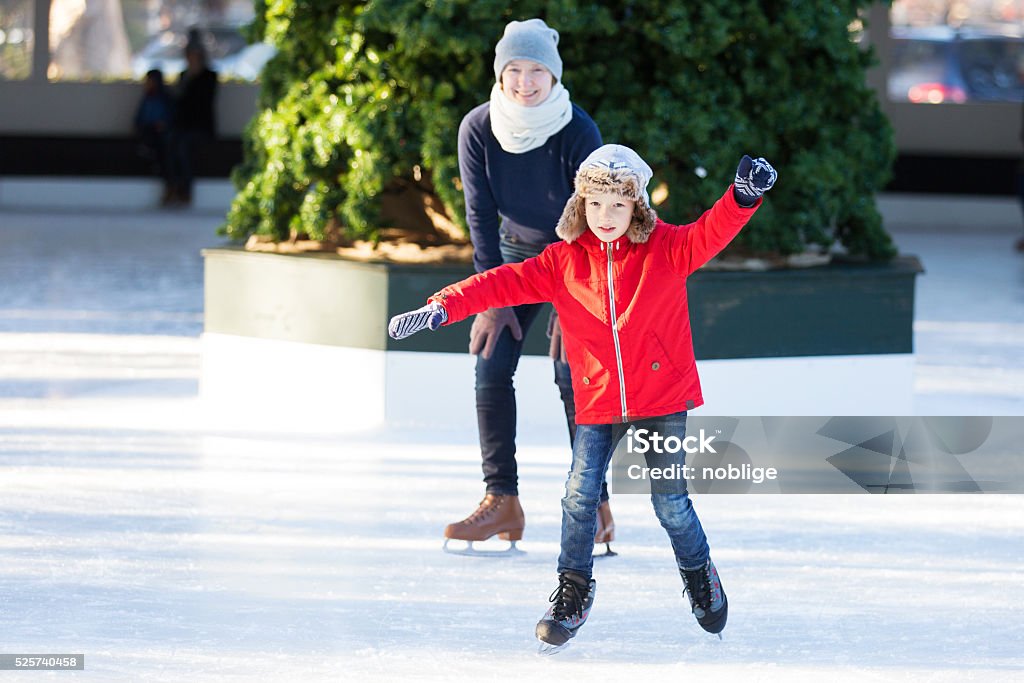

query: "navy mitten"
(733, 155), (778, 207)
(388, 302), (448, 340)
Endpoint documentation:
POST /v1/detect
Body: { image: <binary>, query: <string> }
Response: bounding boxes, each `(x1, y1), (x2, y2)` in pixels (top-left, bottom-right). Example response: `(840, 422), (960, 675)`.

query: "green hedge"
(225, 1), (896, 259)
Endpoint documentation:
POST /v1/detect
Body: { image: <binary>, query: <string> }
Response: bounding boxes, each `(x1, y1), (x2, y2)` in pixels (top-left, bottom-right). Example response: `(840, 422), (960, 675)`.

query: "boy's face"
(585, 191), (635, 242)
(500, 60), (554, 107)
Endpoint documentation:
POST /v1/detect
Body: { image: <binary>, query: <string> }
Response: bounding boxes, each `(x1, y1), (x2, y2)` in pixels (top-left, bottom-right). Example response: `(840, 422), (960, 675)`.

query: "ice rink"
(1, 195), (1022, 681)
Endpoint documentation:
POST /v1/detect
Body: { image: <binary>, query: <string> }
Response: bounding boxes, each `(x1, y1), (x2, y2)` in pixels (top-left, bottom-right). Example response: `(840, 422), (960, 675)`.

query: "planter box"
(202, 248), (552, 356)
(200, 248), (922, 432)
(689, 257), (922, 359)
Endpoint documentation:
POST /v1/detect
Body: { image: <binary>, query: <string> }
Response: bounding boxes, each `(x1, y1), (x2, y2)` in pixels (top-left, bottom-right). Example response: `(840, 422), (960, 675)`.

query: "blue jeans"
(558, 412), (709, 578)
(476, 236), (608, 502)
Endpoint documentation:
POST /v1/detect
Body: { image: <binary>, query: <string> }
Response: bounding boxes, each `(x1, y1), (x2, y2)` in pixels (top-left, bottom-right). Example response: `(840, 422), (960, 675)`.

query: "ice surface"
(0, 203), (1022, 681)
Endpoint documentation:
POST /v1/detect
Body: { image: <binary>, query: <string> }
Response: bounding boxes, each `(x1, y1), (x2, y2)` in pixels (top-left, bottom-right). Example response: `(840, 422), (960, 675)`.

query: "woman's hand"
(469, 307), (523, 359)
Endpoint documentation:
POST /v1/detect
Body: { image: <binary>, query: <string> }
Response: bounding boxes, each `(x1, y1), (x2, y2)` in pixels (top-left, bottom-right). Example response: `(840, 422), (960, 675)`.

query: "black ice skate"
(535, 571), (596, 655)
(680, 558), (728, 637)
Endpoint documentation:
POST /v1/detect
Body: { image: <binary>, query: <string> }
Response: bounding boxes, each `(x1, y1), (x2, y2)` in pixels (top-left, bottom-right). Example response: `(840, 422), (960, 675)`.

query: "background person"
(133, 68), (174, 205)
(166, 30), (218, 206)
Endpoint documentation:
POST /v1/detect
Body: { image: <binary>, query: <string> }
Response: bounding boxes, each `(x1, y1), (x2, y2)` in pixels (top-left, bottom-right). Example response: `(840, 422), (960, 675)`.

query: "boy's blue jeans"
(558, 411), (710, 578)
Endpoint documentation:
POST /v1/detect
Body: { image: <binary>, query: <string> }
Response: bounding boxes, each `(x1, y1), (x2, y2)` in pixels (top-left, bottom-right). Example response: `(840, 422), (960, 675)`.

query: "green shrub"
(224, 0), (896, 259)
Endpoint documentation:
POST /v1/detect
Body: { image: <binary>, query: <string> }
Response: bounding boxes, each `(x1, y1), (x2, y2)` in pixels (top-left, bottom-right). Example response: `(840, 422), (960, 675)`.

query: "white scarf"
(489, 82), (573, 154)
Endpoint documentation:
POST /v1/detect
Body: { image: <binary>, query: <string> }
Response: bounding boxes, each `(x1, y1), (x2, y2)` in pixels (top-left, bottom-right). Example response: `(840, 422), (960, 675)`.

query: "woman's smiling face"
(500, 59), (554, 106)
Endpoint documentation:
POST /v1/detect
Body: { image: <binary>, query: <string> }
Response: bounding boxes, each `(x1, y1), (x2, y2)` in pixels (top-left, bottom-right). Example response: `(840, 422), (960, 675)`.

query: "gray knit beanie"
(493, 18), (563, 83)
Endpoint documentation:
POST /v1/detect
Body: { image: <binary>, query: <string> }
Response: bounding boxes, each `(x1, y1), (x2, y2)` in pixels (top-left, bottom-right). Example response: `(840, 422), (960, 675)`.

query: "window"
(889, 0), (1024, 103)
(46, 0), (274, 82)
(0, 0), (33, 80)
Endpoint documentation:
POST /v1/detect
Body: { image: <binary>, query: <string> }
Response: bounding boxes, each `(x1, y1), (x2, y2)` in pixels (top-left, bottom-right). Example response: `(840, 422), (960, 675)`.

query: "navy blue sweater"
(457, 102), (602, 273)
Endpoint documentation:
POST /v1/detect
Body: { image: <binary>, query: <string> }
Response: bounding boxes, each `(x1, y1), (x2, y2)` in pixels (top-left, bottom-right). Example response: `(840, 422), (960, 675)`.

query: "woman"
(446, 18), (615, 555)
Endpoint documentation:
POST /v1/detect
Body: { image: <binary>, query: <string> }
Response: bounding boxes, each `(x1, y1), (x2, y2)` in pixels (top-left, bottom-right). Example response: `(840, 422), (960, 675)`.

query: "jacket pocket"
(570, 343), (611, 404)
(646, 331), (686, 386)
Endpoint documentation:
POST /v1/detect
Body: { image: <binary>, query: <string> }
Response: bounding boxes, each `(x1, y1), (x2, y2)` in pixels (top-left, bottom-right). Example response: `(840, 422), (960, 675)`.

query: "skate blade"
(537, 641), (571, 656)
(442, 538), (525, 557)
(593, 543), (618, 559)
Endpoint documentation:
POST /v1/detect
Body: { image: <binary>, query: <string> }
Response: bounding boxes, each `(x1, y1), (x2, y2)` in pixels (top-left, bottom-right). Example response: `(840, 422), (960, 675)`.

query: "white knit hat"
(555, 144), (658, 244)
(577, 144), (653, 205)
(493, 18), (563, 83)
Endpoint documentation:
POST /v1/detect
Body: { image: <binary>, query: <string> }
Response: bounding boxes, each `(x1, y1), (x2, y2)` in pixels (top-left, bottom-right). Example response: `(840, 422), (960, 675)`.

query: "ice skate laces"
(549, 574), (587, 621)
(681, 563), (713, 611)
(463, 496), (499, 524)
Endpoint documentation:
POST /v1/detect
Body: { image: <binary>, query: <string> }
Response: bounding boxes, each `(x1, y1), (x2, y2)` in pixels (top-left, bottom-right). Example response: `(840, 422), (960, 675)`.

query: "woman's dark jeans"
(475, 237), (608, 502)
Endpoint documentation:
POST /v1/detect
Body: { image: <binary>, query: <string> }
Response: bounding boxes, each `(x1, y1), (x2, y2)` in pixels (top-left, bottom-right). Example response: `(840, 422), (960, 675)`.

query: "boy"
(389, 144), (777, 650)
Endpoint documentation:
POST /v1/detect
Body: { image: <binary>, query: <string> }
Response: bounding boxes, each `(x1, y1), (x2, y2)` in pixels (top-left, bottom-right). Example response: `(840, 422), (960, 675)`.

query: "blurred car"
(888, 25), (1024, 103)
(131, 26), (276, 82)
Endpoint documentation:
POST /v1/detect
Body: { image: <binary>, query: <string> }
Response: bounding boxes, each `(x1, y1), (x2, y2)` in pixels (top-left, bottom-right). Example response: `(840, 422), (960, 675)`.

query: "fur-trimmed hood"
(555, 144), (658, 244)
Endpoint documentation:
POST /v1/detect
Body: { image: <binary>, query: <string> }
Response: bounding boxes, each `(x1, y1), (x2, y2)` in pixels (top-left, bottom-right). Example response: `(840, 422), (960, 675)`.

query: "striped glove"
(733, 155), (777, 207)
(388, 302), (448, 340)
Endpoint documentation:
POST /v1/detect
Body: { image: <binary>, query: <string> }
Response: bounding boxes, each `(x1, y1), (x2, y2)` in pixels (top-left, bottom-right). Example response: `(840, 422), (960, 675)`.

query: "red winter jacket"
(431, 188), (759, 424)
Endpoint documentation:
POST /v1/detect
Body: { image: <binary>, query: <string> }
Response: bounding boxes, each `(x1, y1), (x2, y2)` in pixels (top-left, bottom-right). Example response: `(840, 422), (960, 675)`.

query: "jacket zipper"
(606, 242), (628, 422)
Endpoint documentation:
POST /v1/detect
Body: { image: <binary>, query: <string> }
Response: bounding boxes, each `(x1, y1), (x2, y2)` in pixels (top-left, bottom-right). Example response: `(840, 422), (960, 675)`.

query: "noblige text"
(626, 462), (779, 485)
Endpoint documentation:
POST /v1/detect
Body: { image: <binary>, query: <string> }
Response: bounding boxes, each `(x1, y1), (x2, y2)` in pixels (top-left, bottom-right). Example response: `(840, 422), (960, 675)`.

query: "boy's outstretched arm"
(387, 252), (557, 341)
(673, 155), (778, 274)
(388, 302), (448, 340)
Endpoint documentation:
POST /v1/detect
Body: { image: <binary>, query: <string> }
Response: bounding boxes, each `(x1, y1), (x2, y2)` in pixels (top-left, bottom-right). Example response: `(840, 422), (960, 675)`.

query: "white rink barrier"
(200, 332), (915, 435)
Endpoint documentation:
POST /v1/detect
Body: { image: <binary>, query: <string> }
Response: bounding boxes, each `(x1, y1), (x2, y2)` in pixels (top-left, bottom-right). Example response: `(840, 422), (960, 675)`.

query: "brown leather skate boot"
(442, 494), (525, 555)
(594, 499), (617, 557)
